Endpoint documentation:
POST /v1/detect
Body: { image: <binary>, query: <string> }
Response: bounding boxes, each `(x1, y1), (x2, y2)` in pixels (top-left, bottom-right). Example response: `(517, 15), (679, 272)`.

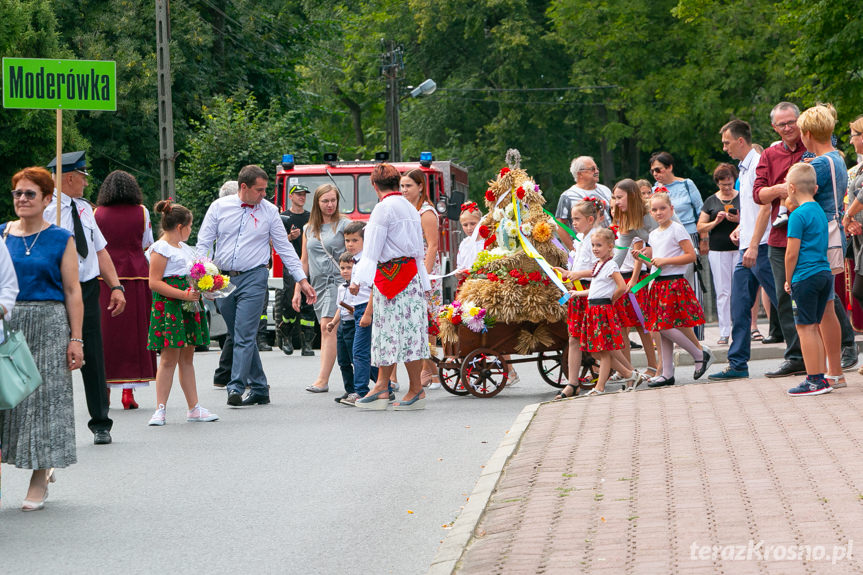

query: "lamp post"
(380, 42), (435, 162)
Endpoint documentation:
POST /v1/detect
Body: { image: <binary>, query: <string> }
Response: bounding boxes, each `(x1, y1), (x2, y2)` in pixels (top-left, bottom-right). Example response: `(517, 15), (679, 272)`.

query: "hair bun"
(154, 199), (173, 214)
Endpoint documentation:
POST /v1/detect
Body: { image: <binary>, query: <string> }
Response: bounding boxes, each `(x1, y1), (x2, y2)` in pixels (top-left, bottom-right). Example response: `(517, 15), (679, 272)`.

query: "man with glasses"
(753, 103), (858, 377)
(555, 156), (612, 250)
(44, 151), (125, 445)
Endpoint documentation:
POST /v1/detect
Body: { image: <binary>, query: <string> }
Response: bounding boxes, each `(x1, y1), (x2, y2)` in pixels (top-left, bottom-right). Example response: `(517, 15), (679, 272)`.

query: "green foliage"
(175, 92), (322, 240)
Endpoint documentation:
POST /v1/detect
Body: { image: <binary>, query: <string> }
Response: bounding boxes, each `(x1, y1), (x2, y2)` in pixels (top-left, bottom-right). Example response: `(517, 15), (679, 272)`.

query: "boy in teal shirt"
(784, 163), (833, 396)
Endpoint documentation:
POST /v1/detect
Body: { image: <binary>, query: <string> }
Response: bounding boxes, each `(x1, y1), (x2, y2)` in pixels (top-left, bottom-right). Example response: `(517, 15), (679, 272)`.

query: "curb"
(426, 402), (542, 575)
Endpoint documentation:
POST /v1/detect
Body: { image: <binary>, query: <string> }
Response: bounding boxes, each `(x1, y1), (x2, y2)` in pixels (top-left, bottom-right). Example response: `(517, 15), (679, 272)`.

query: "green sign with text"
(2, 57), (116, 111)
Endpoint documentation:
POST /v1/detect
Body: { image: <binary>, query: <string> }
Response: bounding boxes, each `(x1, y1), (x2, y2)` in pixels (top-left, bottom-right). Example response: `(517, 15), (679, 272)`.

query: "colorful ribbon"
(514, 191), (571, 304)
(628, 292), (646, 328)
(630, 254), (661, 293)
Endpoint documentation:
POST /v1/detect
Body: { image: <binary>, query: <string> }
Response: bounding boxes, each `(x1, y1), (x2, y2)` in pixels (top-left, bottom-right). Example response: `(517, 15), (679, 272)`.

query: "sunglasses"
(11, 189), (39, 200)
(651, 167), (664, 174)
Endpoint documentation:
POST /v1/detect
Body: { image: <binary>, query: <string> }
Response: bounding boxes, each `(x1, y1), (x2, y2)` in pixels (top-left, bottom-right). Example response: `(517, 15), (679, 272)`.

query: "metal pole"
(381, 42), (403, 162)
(156, 0), (175, 200)
(55, 109), (62, 226)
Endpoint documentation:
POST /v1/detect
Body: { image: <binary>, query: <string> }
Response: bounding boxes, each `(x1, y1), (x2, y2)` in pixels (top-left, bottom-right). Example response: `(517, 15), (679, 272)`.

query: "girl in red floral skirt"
(635, 193), (711, 388)
(574, 229), (643, 396)
(146, 200), (218, 426)
(553, 198), (602, 399)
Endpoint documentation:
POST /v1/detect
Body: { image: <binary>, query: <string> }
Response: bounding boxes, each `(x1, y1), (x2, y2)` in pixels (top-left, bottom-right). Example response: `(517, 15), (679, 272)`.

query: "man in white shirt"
(196, 165), (316, 406)
(44, 151), (125, 445)
(554, 156), (613, 249)
(709, 120), (777, 381)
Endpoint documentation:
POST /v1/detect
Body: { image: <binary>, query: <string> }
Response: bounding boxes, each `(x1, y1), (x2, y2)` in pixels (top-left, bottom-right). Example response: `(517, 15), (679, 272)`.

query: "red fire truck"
(262, 153), (469, 347)
(269, 153), (469, 301)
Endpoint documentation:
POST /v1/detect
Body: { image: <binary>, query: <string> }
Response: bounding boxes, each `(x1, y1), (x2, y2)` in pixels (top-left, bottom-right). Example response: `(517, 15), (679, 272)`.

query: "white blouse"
(353, 194), (430, 291)
(0, 239), (19, 340)
(148, 240), (195, 277)
(569, 227), (598, 273)
(588, 260), (620, 300)
(457, 237), (483, 270)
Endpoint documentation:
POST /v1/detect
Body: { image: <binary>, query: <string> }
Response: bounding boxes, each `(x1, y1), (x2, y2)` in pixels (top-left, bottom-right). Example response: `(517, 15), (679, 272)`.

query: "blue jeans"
(337, 319), (356, 394)
(218, 266), (270, 396)
(727, 245), (779, 371)
(352, 302), (378, 397)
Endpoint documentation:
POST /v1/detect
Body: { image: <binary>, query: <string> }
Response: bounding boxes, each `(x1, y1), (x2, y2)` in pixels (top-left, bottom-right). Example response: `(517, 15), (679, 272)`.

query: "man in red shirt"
(754, 102), (858, 377)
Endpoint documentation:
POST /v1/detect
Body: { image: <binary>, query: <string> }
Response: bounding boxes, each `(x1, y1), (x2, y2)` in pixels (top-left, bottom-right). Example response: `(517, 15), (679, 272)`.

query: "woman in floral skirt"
(146, 200), (218, 426)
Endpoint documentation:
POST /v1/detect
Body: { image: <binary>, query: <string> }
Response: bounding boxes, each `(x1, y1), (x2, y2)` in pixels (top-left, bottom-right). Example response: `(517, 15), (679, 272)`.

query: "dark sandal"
(554, 383), (578, 400)
(751, 329), (763, 342)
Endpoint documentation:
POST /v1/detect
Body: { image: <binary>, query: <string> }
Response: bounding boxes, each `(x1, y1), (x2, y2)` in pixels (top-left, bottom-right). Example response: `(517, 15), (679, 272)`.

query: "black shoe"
(647, 376), (675, 388)
(765, 360), (807, 378)
(629, 339), (643, 350)
(241, 393), (271, 406)
(842, 345), (859, 371)
(227, 392), (243, 406)
(93, 430), (112, 445)
(213, 381), (227, 388)
(693, 348), (714, 380)
(301, 346), (314, 357)
(257, 339), (273, 352)
(281, 342), (294, 355)
(335, 393), (349, 404)
(761, 336), (784, 344)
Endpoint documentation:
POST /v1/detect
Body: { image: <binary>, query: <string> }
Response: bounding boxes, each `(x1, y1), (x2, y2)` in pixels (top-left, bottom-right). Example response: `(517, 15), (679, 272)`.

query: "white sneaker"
(507, 374), (520, 387)
(148, 404), (166, 426)
(427, 380), (442, 390)
(187, 404), (219, 422)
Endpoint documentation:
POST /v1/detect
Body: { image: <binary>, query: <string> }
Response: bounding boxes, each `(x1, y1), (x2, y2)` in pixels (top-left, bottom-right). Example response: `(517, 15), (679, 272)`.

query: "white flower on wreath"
(504, 219), (519, 236)
(493, 207), (505, 221)
(504, 203), (514, 219)
(520, 222), (533, 237)
(507, 237), (518, 251)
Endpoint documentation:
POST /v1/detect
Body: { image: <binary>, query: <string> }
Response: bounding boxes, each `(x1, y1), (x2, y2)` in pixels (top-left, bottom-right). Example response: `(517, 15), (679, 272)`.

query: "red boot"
(122, 388), (139, 410)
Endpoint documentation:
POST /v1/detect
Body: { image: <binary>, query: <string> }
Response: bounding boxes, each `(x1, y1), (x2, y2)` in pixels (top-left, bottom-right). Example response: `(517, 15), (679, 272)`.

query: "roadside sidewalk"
(430, 376), (863, 574)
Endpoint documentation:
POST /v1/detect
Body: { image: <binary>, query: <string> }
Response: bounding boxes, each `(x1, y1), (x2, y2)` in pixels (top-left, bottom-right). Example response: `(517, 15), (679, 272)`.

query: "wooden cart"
(434, 320), (570, 398)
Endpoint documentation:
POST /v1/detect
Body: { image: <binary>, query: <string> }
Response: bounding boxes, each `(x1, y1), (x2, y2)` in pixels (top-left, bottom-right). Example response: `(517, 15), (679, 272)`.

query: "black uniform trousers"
(81, 278), (113, 432)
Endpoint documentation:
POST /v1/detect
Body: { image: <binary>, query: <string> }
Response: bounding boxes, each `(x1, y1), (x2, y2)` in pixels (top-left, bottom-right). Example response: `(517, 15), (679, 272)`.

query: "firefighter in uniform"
(45, 151), (124, 445)
(279, 184), (316, 355)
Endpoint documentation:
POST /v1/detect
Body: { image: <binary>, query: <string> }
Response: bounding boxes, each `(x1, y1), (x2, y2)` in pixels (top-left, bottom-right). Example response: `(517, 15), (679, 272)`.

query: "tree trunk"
(334, 86), (364, 153)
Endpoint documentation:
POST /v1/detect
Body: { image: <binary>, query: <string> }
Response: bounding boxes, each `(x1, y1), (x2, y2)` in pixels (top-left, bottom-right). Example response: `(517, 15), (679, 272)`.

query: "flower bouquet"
(437, 300), (496, 345)
(184, 258), (235, 311)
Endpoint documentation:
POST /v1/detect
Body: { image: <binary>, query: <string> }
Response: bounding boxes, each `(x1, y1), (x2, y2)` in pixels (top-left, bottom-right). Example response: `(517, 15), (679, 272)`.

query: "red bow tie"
(241, 203), (255, 209)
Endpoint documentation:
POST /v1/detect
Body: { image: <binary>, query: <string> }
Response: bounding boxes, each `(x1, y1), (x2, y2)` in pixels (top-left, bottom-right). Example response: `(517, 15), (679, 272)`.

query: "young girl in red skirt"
(575, 229), (643, 396)
(636, 193), (712, 387)
(553, 198), (603, 399)
(610, 179), (658, 376)
(146, 200), (218, 426)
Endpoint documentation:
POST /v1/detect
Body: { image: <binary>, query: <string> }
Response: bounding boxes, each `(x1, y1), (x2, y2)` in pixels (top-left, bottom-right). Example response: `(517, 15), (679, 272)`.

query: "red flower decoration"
(484, 234), (496, 250)
(163, 338), (169, 347)
(461, 201), (478, 213)
(528, 271), (542, 282)
(170, 314), (177, 321)
(178, 341), (185, 347)
(451, 313), (462, 325)
(485, 189), (495, 202)
(516, 186), (526, 200)
(542, 279), (551, 286)
(509, 269), (522, 278)
(154, 331), (162, 338)
(478, 225), (490, 239)
(154, 301), (165, 312)
(654, 186), (668, 194)
(517, 276), (529, 285)
(487, 272), (499, 282)
(213, 275), (225, 289)
(500, 167), (510, 177)
(195, 313), (201, 324)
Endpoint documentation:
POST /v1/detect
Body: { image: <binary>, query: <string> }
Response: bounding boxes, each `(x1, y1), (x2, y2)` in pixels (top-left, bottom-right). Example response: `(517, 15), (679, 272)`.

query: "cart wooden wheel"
(439, 360), (470, 396)
(537, 349), (569, 389)
(461, 348), (509, 398)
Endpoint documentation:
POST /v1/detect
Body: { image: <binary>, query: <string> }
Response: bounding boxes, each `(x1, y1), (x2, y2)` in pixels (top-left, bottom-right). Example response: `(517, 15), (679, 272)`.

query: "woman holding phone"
(697, 163), (740, 345)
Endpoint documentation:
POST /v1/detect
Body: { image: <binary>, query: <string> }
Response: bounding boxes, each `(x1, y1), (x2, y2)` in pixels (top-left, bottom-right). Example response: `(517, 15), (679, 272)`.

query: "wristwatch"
(111, 285), (126, 293)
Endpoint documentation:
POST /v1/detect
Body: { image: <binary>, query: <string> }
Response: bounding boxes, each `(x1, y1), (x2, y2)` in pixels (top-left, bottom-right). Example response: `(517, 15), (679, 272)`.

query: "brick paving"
(455, 378), (863, 574)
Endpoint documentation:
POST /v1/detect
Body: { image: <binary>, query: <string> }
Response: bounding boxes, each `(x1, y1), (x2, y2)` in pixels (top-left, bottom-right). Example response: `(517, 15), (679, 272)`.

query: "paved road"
(0, 347), (557, 575)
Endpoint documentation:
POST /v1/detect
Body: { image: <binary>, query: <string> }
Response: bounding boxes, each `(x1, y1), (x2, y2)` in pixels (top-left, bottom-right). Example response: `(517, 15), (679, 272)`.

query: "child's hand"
(651, 257), (665, 268)
(359, 313), (372, 327)
(785, 281), (792, 295)
(326, 320), (336, 333)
